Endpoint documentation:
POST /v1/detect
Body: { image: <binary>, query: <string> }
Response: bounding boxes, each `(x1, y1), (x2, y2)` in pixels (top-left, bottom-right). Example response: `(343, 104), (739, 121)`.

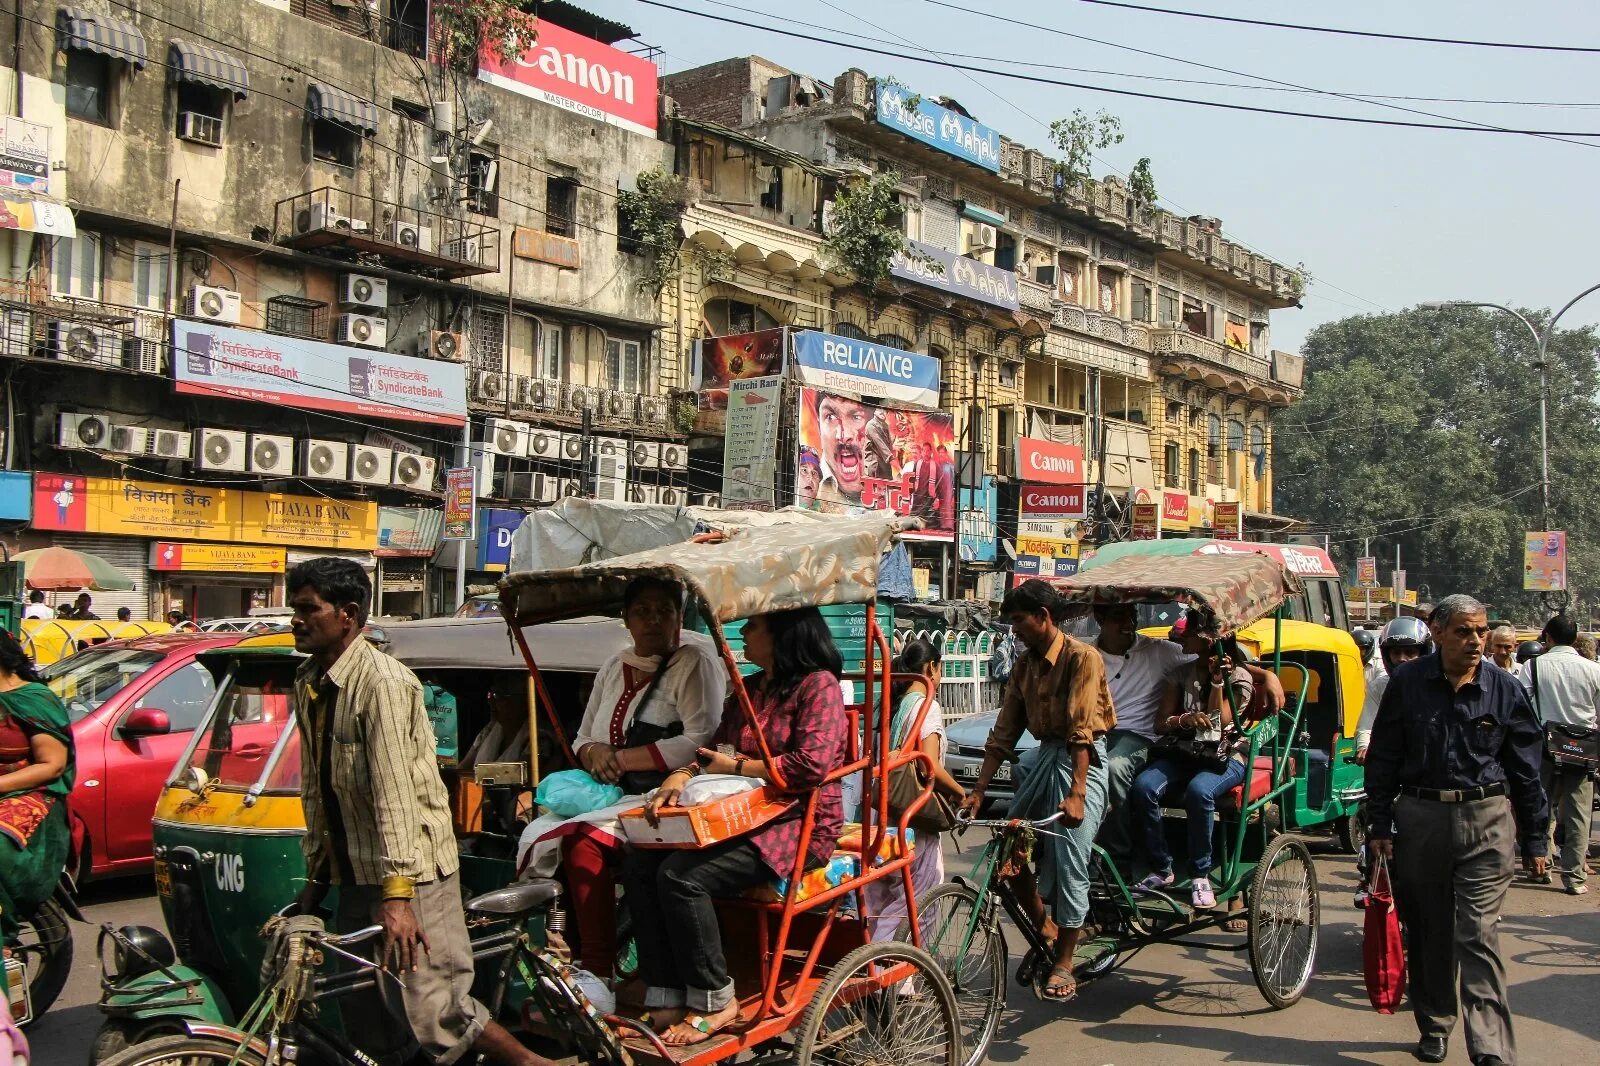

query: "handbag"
(1153, 730), (1232, 775)
(1529, 659), (1600, 770)
(1363, 853), (1406, 1014)
(618, 649), (686, 795)
(884, 759), (957, 834)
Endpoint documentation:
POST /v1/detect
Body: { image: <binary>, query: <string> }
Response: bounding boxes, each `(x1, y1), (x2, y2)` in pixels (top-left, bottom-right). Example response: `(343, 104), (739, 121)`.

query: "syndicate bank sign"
(476, 20), (658, 136)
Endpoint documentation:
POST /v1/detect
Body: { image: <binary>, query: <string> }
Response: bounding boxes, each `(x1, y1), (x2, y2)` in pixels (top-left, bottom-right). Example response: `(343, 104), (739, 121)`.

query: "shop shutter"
(47, 534), (151, 621)
(921, 200), (959, 254)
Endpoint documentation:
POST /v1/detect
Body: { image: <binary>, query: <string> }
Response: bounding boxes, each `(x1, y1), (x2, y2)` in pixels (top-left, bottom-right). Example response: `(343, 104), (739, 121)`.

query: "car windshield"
(178, 658), (302, 791)
(454, 597), (500, 618)
(42, 648), (166, 723)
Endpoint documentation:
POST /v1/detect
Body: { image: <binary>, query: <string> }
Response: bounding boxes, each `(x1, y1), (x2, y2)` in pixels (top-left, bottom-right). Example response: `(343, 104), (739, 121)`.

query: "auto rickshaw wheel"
(794, 941), (962, 1066)
(15, 897), (72, 1022)
(1336, 811), (1366, 855)
(89, 1020), (187, 1065)
(895, 883), (1004, 1066)
(97, 1034), (265, 1066)
(1246, 835), (1320, 1009)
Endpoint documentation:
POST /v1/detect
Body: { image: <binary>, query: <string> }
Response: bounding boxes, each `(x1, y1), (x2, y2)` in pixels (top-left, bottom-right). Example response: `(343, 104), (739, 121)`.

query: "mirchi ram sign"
(476, 19), (658, 136)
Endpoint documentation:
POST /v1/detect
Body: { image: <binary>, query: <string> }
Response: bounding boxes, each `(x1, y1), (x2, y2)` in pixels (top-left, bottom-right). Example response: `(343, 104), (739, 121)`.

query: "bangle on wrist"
(735, 757), (746, 776)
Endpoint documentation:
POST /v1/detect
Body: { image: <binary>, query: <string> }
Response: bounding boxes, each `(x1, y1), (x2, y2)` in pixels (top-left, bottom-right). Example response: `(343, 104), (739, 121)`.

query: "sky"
(581, 0), (1600, 352)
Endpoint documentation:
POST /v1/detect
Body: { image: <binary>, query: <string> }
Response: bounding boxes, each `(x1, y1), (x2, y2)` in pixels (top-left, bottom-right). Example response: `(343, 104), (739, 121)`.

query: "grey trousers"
(1393, 795), (1517, 1064)
(1541, 762), (1594, 888)
(1097, 729), (1153, 867)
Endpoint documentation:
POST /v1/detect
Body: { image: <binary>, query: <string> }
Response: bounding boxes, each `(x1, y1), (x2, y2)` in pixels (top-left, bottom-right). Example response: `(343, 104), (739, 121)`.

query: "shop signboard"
(791, 331), (941, 410)
(875, 82), (1000, 172)
(477, 508), (526, 572)
(694, 328), (786, 409)
(442, 468), (475, 541)
(171, 320), (468, 426)
(1020, 484), (1087, 519)
(1016, 437), (1084, 486)
(0, 471), (29, 521)
(1132, 502), (1159, 541)
(958, 478), (997, 564)
(0, 115), (50, 194)
(1017, 535), (1078, 560)
(375, 507), (444, 557)
(33, 472), (378, 550)
(1355, 556), (1378, 589)
(722, 374), (784, 509)
(1014, 554), (1078, 579)
(1161, 489), (1190, 531)
(149, 542), (285, 573)
(890, 240), (1020, 312)
(476, 18), (658, 135)
(1523, 531), (1567, 591)
(1213, 501), (1242, 538)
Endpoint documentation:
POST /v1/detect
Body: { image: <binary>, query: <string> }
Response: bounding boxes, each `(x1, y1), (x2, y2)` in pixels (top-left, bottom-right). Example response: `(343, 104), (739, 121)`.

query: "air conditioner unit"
(151, 429), (193, 460)
(482, 417), (527, 457)
(599, 390), (632, 422)
(185, 285), (242, 325)
(299, 439), (349, 480)
(562, 384), (596, 415)
(658, 442), (688, 472)
(637, 397), (669, 428)
(693, 493), (721, 509)
(106, 424), (151, 456)
(339, 273), (388, 309)
(628, 483), (658, 505)
(560, 433), (585, 463)
(392, 452), (437, 489)
(127, 338), (165, 375)
(594, 476), (626, 503)
(384, 220), (433, 252)
(248, 433), (295, 476)
(176, 110), (222, 146)
(197, 428), (248, 472)
(967, 223), (997, 253)
(442, 236), (480, 262)
(296, 202), (352, 233)
(506, 471), (559, 504)
(426, 330), (464, 362)
(348, 444), (393, 486)
(526, 428), (564, 460)
(630, 441), (660, 469)
(658, 486), (687, 507)
(594, 437), (628, 480)
(557, 477), (583, 499)
(472, 371), (506, 404)
(57, 413), (109, 449)
(50, 321), (122, 367)
(334, 313), (387, 349)
(523, 377), (559, 411)
(0, 309), (32, 358)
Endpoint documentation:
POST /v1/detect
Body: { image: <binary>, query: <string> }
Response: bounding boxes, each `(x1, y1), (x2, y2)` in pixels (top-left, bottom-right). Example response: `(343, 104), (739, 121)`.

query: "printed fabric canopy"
(500, 514), (915, 627)
(1049, 551), (1303, 634)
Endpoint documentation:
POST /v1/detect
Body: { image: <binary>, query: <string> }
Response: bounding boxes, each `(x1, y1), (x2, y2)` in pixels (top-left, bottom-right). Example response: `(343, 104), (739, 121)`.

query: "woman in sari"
(0, 629), (74, 942)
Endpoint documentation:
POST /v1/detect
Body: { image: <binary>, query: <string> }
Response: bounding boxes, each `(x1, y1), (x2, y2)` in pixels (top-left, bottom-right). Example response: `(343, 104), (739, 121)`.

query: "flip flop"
(1041, 966), (1078, 1003)
(662, 1012), (731, 1047)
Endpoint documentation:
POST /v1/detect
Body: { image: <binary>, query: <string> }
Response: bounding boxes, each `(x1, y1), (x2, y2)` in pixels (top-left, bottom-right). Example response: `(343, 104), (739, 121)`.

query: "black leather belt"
(1400, 783), (1507, 803)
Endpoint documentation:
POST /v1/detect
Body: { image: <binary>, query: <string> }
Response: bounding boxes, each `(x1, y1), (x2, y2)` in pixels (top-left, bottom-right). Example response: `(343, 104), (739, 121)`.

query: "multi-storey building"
(0, 1), (675, 617)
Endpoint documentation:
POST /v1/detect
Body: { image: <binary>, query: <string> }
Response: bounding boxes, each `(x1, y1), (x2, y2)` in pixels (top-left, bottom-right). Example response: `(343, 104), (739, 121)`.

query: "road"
(34, 843), (1600, 1065)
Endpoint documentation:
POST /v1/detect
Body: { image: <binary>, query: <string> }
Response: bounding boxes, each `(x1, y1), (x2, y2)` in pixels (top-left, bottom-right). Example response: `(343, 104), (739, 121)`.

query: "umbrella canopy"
(15, 545), (136, 591)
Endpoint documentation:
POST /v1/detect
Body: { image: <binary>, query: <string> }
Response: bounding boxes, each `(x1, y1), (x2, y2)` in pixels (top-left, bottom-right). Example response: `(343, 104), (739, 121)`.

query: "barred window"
(471, 308), (506, 371)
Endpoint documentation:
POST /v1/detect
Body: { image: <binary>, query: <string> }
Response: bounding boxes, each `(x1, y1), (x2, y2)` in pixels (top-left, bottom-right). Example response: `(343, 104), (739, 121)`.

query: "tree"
(1273, 307), (1600, 620)
(617, 166), (731, 296)
(822, 170), (936, 290)
(1128, 157), (1157, 210)
(1048, 109), (1122, 190)
(433, 0), (541, 71)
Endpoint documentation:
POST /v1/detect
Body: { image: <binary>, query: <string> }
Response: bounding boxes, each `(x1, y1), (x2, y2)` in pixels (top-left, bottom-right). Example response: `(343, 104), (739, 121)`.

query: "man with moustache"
(813, 392), (872, 506)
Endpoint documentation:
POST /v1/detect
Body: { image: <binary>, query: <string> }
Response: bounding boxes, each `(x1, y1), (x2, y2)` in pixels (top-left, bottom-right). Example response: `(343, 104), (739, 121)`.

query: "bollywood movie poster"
(794, 387), (956, 540)
(695, 328), (787, 411)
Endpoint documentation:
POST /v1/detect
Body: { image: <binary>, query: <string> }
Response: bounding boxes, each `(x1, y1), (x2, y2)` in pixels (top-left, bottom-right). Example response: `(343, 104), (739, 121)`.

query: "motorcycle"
(6, 865), (83, 1027)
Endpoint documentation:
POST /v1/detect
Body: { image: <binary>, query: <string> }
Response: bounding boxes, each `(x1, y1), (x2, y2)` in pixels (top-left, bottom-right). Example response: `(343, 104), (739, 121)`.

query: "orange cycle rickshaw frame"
(496, 514), (959, 1065)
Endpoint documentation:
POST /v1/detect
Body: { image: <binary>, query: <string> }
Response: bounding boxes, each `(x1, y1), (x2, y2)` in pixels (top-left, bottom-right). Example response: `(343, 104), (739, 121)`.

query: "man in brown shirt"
(961, 579), (1114, 1002)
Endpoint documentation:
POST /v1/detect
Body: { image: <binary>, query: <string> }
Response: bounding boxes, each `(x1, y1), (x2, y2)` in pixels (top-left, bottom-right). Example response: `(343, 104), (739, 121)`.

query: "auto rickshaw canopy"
(1050, 551), (1304, 634)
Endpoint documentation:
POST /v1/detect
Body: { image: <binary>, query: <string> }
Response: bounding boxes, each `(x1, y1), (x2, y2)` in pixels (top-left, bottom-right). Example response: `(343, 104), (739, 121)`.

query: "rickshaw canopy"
(383, 615), (631, 673)
(499, 514), (914, 627)
(1050, 551), (1304, 634)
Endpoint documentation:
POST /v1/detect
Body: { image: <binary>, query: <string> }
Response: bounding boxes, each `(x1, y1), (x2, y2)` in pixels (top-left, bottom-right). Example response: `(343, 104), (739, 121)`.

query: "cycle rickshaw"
(921, 552), (1322, 1065)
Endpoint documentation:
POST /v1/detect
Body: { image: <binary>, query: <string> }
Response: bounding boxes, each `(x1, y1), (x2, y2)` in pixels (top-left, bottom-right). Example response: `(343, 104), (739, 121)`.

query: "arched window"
(704, 298), (779, 336)
(833, 321), (868, 339)
(1227, 419), (1245, 452)
(874, 332), (915, 351)
(1166, 401), (1182, 424)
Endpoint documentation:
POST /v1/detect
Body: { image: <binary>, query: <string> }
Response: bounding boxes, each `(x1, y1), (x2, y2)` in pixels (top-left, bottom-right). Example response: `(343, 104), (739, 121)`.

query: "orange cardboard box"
(619, 786), (794, 848)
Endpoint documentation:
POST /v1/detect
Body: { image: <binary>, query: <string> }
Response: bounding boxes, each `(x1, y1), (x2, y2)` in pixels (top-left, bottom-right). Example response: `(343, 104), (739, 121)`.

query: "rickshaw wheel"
(15, 896), (73, 1021)
(1335, 812), (1365, 855)
(1246, 835), (1320, 1009)
(97, 1033), (265, 1066)
(794, 941), (962, 1066)
(895, 883), (1004, 1066)
(90, 1020), (188, 1064)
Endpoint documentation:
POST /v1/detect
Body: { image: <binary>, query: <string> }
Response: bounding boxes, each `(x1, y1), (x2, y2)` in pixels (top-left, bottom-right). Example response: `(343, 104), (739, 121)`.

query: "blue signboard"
(477, 507), (526, 572)
(791, 331), (942, 410)
(891, 240), (1020, 312)
(875, 84), (1001, 172)
(959, 478), (997, 564)
(0, 471), (29, 521)
(1013, 554), (1077, 579)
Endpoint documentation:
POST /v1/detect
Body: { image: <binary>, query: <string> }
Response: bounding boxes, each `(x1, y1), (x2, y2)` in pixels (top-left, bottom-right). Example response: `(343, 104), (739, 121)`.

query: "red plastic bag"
(1364, 853), (1406, 1014)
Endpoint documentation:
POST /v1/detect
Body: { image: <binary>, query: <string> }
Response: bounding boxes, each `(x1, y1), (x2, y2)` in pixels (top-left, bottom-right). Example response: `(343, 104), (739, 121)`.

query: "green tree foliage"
(433, 0), (541, 71)
(822, 170), (936, 289)
(1274, 307), (1600, 620)
(1049, 110), (1123, 190)
(617, 167), (731, 295)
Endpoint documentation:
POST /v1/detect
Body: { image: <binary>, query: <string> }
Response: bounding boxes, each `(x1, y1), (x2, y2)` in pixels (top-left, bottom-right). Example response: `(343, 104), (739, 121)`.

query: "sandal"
(662, 1006), (738, 1047)
(1041, 966), (1078, 1002)
(1224, 916), (1249, 933)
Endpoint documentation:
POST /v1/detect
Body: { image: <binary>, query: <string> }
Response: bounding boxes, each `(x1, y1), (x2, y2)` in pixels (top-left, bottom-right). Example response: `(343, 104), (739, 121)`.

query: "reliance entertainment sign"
(477, 20), (658, 136)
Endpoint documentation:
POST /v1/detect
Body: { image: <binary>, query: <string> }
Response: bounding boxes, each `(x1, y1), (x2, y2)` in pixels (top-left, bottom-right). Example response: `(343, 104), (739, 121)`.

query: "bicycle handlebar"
(324, 925), (384, 949)
(954, 809), (1066, 830)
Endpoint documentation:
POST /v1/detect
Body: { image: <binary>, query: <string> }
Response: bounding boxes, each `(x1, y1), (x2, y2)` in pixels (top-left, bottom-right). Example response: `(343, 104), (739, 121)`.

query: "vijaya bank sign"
(476, 20), (658, 136)
(1017, 436), (1085, 486)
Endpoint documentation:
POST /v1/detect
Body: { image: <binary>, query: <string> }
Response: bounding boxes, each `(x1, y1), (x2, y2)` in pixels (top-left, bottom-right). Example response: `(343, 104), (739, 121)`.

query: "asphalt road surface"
(33, 841), (1600, 1066)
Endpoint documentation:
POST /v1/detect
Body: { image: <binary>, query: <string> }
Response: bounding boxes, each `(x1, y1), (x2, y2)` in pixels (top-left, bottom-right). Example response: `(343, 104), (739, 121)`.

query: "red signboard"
(1020, 484), (1087, 518)
(1017, 437), (1085, 485)
(1161, 489), (1190, 524)
(1195, 540), (1340, 578)
(476, 20), (658, 136)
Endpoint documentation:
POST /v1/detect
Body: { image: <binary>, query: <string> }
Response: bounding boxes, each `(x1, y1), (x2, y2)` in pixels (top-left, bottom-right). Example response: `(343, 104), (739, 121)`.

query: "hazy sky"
(585, 0), (1600, 351)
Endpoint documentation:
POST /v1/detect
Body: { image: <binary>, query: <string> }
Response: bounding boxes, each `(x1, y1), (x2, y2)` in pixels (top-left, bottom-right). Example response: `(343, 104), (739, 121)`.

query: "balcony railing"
(1053, 304), (1153, 353)
(1018, 279), (1055, 315)
(1150, 327), (1273, 380)
(273, 188), (500, 278)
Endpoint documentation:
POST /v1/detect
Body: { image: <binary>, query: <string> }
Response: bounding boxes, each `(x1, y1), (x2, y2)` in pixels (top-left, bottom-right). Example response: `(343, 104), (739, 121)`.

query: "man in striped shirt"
(288, 558), (548, 1066)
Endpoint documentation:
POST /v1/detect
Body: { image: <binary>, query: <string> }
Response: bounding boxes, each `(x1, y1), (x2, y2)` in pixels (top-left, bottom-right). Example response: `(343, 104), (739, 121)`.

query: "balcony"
(1018, 279), (1055, 315)
(273, 188), (500, 278)
(1151, 327), (1270, 378)
(1053, 304), (1152, 354)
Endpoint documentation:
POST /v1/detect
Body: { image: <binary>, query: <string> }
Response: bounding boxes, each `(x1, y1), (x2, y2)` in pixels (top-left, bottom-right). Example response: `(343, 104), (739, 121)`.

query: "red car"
(43, 633), (253, 880)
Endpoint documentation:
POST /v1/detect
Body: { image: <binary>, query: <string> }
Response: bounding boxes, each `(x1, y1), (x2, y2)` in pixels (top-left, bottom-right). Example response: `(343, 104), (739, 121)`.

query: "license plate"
(154, 858), (171, 898)
(993, 763), (1012, 783)
(957, 763), (1011, 782)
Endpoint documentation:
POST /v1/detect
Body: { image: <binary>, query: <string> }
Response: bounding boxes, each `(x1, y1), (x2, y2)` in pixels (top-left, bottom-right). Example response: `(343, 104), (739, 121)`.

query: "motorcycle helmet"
(1378, 616), (1434, 673)
(1352, 627), (1377, 665)
(1516, 640), (1543, 665)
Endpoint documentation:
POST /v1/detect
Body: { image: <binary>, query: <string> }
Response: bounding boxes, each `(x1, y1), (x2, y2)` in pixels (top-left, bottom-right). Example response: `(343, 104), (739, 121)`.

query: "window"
(471, 308), (507, 371)
(468, 146), (499, 216)
(833, 321), (868, 340)
(689, 140), (717, 192)
(136, 662), (219, 733)
(546, 176), (578, 238)
(1188, 448), (1201, 494)
(1165, 400), (1181, 425)
(1098, 269), (1120, 314)
(43, 648), (163, 723)
(1207, 414), (1222, 457)
(1227, 419), (1245, 452)
(1131, 281), (1153, 323)
(1057, 255), (1081, 304)
(132, 241), (169, 312)
(1224, 314), (1249, 351)
(606, 337), (647, 393)
(758, 163), (783, 211)
(705, 299), (778, 336)
(993, 232), (1017, 272)
(618, 198), (644, 255)
(65, 49), (112, 124)
(1158, 286), (1179, 326)
(174, 82), (225, 145)
(1182, 295), (1209, 337)
(311, 119), (359, 167)
(875, 333), (915, 351)
(51, 232), (103, 300)
(1165, 441), (1180, 488)
(541, 321), (566, 380)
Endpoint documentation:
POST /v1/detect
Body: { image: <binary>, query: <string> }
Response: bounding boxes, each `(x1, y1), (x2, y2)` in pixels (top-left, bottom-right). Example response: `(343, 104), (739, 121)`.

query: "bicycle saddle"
(465, 878), (562, 916)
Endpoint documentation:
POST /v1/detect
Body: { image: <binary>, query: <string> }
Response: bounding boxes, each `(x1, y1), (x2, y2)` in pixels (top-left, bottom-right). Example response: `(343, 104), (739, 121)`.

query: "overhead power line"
(1065, 0), (1600, 55)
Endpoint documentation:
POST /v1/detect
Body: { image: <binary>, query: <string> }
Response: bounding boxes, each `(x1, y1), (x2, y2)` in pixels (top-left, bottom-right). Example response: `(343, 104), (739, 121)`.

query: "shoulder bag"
(1531, 658), (1600, 771)
(618, 648), (687, 794)
(870, 692), (956, 834)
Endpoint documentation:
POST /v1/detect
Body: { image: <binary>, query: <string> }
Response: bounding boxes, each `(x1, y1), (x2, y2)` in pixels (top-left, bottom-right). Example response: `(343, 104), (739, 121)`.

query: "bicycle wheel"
(795, 941), (961, 1066)
(1247, 834), (1320, 1009)
(97, 1033), (266, 1066)
(896, 883), (1005, 1066)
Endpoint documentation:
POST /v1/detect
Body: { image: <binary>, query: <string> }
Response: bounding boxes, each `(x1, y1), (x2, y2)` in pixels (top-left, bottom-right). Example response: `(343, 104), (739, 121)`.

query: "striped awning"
(56, 6), (148, 68)
(169, 39), (248, 99)
(308, 82), (378, 135)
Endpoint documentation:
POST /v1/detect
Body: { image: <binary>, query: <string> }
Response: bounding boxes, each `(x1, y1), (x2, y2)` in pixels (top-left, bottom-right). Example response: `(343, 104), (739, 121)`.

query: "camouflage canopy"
(1049, 551), (1303, 633)
(499, 514), (915, 627)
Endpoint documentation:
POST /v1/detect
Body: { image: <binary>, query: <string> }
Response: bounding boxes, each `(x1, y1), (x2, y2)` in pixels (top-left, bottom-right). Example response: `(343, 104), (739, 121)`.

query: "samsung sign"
(791, 331), (941, 410)
(876, 85), (1000, 172)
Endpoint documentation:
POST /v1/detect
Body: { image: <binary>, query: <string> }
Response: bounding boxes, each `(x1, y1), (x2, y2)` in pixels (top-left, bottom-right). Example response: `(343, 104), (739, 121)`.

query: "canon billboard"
(477, 20), (658, 136)
(1017, 436), (1084, 485)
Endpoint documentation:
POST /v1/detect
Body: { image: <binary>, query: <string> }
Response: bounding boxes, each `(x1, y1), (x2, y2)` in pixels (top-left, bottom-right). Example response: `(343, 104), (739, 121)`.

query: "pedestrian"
(1485, 625), (1517, 672)
(1365, 594), (1547, 1066)
(71, 593), (98, 620)
(285, 557), (550, 1066)
(167, 609), (187, 627)
(1573, 633), (1597, 662)
(1522, 613), (1597, 895)
(115, 607), (132, 623)
(22, 591), (50, 622)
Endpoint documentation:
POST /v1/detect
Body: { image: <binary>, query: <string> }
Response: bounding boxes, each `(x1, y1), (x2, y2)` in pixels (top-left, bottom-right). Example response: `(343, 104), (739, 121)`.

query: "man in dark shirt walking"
(1366, 594), (1548, 1066)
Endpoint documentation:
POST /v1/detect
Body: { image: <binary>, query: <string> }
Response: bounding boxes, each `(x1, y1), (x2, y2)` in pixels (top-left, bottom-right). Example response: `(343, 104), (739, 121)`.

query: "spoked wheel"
(14, 897), (73, 1021)
(98, 1034), (265, 1066)
(795, 941), (962, 1066)
(1336, 811), (1366, 855)
(896, 884), (1005, 1066)
(1247, 834), (1320, 1009)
